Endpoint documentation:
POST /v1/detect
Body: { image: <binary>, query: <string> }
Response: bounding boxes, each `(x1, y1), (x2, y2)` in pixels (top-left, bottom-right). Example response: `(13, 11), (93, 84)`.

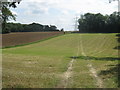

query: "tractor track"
(80, 35), (103, 88)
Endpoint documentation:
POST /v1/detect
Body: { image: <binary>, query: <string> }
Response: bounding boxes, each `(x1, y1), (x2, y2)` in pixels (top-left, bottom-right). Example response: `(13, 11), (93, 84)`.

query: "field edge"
(2, 34), (65, 49)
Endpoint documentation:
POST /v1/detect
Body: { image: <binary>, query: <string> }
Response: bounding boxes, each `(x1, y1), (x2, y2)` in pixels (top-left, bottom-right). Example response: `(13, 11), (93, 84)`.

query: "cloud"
(26, 2), (49, 14)
(11, 0), (118, 31)
(61, 10), (69, 15)
(54, 0), (117, 14)
(20, 0), (118, 15)
(11, 10), (17, 15)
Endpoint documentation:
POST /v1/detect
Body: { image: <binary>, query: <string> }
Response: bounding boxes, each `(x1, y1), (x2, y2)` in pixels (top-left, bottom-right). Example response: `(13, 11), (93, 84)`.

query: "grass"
(2, 33), (119, 88)
(70, 34), (118, 88)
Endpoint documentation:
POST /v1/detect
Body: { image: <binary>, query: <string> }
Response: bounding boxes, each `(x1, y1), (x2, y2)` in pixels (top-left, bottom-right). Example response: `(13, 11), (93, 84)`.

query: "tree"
(107, 12), (119, 32)
(49, 25), (58, 31)
(6, 22), (60, 32)
(78, 12), (120, 33)
(1, 2), (21, 33)
(26, 23), (44, 32)
(60, 28), (64, 31)
(43, 25), (50, 31)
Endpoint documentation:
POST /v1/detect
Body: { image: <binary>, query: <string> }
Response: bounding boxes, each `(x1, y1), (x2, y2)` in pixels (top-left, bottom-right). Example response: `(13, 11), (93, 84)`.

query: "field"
(2, 32), (64, 48)
(2, 33), (119, 88)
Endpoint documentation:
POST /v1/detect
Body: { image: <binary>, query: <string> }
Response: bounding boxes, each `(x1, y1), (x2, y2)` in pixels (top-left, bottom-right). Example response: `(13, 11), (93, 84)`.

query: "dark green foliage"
(49, 25), (58, 31)
(23, 23), (44, 32)
(78, 12), (120, 33)
(60, 28), (64, 31)
(1, 2), (21, 34)
(3, 22), (60, 33)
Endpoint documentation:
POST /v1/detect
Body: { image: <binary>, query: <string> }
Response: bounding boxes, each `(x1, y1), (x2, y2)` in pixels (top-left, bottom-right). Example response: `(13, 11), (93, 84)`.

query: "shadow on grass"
(114, 46), (120, 49)
(70, 55), (120, 87)
(70, 56), (120, 61)
(116, 34), (120, 43)
(70, 56), (120, 87)
(114, 34), (120, 50)
(99, 64), (120, 87)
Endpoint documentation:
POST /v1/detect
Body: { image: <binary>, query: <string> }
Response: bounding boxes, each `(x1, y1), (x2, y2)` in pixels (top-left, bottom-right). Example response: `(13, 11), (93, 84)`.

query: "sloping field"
(2, 33), (119, 88)
(2, 32), (64, 48)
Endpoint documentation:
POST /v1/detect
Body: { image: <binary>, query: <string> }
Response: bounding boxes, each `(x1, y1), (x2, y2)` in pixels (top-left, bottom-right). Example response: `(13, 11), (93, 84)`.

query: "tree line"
(3, 22), (60, 33)
(1, 2), (61, 34)
(1, 1), (20, 33)
(78, 12), (120, 33)
(1, 1), (119, 33)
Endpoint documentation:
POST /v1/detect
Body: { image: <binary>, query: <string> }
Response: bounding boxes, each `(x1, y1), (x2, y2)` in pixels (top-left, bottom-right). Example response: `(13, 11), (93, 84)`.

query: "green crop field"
(2, 33), (119, 88)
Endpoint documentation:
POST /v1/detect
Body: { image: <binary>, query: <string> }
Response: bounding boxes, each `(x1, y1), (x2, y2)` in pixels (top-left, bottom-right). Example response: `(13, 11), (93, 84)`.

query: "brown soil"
(1, 32), (64, 48)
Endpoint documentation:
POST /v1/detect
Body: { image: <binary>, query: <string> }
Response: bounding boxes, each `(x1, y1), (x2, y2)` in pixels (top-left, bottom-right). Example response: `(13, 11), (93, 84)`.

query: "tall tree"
(78, 12), (120, 33)
(1, 2), (21, 33)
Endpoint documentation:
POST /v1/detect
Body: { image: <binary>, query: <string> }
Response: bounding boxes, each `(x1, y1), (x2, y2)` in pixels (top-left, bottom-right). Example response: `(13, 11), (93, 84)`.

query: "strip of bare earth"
(2, 32), (64, 48)
(56, 59), (75, 88)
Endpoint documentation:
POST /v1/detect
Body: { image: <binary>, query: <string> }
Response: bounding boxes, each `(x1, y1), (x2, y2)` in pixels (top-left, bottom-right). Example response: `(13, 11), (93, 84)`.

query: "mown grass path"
(2, 33), (118, 88)
(80, 35), (103, 88)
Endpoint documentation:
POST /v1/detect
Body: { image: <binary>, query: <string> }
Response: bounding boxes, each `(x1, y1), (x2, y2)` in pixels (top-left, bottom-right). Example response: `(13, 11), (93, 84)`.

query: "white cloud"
(20, 0), (118, 15)
(53, 0), (117, 14)
(11, 10), (17, 15)
(11, 0), (118, 31)
(61, 10), (69, 15)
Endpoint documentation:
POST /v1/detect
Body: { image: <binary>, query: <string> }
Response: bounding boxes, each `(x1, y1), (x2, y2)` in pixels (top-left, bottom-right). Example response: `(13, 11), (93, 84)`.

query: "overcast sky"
(10, 0), (118, 31)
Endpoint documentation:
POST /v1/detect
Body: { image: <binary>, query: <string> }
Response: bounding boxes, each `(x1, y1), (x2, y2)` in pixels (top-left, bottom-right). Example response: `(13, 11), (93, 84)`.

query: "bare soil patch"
(2, 32), (64, 48)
